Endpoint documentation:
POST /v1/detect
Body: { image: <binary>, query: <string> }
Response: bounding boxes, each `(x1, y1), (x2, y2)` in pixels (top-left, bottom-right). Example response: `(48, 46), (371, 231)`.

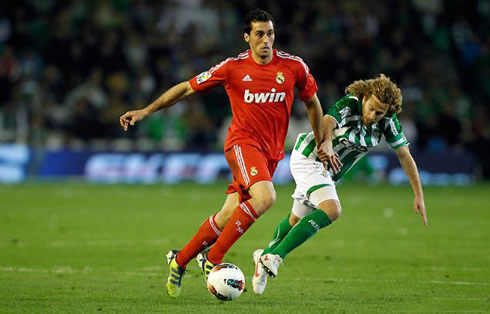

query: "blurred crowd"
(1, 0), (489, 176)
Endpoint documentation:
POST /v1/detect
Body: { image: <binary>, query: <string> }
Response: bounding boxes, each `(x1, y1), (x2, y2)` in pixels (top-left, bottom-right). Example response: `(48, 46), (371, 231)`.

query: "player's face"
(361, 94), (389, 125)
(244, 21), (275, 61)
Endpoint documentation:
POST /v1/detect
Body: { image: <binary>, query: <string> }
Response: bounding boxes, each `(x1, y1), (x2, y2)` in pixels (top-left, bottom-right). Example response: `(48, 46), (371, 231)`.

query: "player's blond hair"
(345, 74), (402, 114)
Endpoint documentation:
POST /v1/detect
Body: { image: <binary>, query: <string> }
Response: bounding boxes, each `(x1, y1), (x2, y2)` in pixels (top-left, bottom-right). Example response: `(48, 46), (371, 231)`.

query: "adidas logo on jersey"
(242, 74), (252, 81)
(244, 88), (286, 104)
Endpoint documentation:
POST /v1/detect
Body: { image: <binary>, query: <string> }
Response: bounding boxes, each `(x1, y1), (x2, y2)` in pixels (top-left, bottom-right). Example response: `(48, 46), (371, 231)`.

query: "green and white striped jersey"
(294, 94), (408, 182)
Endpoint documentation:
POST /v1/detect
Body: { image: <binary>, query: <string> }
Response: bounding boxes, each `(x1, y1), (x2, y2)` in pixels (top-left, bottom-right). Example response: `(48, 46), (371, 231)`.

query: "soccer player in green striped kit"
(252, 74), (428, 294)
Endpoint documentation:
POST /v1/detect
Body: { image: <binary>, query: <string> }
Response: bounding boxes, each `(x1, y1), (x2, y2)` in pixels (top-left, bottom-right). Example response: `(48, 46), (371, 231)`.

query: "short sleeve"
(295, 60), (318, 102)
(326, 95), (359, 126)
(383, 114), (409, 149)
(189, 59), (229, 92)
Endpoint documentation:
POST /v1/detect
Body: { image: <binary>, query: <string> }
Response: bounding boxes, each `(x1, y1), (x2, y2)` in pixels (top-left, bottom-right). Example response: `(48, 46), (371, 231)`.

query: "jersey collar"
(247, 49), (278, 67)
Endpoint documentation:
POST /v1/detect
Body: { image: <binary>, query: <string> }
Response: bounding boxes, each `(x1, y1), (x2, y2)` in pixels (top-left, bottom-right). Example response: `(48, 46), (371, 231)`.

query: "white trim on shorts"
(233, 145), (250, 186)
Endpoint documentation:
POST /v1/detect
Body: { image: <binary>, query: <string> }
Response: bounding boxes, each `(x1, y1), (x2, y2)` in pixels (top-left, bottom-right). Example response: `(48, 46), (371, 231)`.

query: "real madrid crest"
(250, 166), (258, 176)
(276, 71), (285, 84)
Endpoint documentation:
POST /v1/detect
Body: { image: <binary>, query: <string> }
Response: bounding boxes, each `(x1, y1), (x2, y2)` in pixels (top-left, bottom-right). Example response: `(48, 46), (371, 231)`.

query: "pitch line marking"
(1, 266), (488, 287)
(286, 276), (489, 286)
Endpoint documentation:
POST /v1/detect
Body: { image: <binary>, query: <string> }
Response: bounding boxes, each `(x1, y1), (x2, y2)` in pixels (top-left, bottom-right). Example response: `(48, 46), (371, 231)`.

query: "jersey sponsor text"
(243, 88), (286, 104)
(339, 138), (368, 152)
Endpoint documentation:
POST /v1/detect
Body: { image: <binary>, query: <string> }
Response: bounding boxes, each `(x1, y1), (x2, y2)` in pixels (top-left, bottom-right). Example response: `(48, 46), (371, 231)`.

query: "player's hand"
(317, 140), (342, 174)
(414, 196), (428, 226)
(119, 109), (148, 131)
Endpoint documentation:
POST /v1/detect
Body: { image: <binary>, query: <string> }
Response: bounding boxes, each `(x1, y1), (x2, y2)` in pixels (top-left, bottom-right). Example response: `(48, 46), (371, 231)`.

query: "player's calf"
(267, 209), (333, 260)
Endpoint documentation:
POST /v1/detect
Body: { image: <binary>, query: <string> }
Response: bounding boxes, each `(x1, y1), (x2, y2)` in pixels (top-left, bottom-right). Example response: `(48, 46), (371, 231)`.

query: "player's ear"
(244, 33), (250, 43)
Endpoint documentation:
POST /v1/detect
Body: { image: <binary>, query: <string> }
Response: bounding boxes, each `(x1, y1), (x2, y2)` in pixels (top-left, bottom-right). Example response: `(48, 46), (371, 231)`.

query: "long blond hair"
(345, 74), (402, 114)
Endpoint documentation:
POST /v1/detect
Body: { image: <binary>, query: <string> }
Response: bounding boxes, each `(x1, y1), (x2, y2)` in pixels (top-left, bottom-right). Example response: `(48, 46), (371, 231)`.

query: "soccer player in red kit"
(119, 9), (326, 297)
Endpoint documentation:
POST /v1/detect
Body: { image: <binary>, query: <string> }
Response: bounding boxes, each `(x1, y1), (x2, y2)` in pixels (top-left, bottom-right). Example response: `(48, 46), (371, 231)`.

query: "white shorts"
(290, 150), (339, 218)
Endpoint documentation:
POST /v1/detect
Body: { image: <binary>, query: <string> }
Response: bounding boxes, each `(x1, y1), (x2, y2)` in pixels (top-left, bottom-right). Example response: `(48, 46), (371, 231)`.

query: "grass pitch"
(0, 182), (489, 313)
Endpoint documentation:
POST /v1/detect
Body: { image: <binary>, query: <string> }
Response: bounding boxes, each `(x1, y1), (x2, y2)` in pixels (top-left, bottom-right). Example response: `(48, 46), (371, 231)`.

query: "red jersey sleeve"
(189, 59), (229, 92)
(295, 61), (318, 102)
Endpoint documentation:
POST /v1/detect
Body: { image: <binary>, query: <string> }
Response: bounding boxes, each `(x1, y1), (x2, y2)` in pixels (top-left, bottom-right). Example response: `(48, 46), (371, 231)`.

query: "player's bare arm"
(317, 115), (342, 174)
(304, 93), (325, 148)
(119, 81), (195, 131)
(395, 145), (428, 226)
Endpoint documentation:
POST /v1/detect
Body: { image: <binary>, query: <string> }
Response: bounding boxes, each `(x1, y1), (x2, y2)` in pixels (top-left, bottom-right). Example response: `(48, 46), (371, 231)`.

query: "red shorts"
(225, 144), (278, 202)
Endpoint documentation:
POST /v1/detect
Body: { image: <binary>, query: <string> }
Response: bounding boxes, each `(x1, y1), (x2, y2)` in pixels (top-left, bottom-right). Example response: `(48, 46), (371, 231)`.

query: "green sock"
(262, 214), (293, 255)
(269, 210), (331, 259)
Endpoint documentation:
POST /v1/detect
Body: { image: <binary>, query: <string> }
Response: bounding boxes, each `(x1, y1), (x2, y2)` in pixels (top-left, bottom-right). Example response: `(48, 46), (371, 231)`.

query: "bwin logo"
(244, 88), (286, 104)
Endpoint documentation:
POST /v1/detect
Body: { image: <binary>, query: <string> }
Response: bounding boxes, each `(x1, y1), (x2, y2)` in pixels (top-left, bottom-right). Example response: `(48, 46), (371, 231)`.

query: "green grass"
(0, 182), (489, 313)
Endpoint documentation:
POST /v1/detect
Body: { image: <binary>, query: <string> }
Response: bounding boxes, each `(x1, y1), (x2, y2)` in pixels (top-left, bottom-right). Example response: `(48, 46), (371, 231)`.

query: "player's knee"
(317, 200), (342, 222)
(248, 181), (276, 215)
(265, 191), (277, 209)
(214, 210), (232, 228)
(252, 190), (276, 215)
(326, 207), (341, 222)
(215, 199), (240, 228)
(259, 191), (276, 212)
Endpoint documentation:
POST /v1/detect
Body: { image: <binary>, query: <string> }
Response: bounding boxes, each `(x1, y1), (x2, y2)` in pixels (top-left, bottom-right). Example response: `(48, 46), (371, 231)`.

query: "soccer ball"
(207, 263), (245, 301)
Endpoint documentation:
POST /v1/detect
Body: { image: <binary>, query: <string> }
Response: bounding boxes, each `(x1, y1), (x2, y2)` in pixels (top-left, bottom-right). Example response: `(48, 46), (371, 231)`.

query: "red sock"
(207, 201), (259, 264)
(176, 214), (221, 268)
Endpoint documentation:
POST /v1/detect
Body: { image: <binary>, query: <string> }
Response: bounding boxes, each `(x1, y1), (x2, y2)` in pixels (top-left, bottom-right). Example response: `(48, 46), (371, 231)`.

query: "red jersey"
(189, 49), (318, 161)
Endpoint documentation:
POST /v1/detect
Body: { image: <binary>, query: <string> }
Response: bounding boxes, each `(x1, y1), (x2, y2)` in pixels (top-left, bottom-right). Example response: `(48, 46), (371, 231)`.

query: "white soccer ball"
(207, 263), (245, 301)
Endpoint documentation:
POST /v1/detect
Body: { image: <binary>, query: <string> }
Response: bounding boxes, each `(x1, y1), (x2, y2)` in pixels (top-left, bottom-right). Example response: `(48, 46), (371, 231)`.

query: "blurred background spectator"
(0, 0), (489, 178)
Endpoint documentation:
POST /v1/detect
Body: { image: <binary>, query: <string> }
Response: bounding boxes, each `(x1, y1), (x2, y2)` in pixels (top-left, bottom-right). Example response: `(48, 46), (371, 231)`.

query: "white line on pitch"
(284, 277), (489, 286)
(1, 266), (488, 287)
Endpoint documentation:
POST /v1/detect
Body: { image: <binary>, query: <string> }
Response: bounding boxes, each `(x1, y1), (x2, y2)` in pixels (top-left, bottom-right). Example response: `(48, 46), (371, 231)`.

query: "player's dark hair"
(243, 9), (274, 34)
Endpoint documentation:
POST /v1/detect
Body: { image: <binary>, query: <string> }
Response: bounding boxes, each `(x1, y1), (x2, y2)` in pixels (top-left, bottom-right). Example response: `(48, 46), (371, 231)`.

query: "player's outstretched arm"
(304, 94), (342, 173)
(304, 93), (325, 147)
(317, 116), (342, 174)
(119, 81), (195, 131)
(395, 145), (428, 226)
